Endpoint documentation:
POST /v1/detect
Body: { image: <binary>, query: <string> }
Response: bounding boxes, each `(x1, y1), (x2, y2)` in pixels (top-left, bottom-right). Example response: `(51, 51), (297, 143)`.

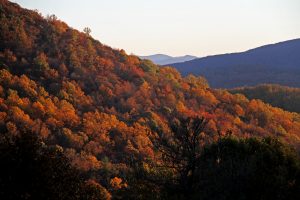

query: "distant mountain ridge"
(169, 39), (300, 88)
(139, 54), (197, 65)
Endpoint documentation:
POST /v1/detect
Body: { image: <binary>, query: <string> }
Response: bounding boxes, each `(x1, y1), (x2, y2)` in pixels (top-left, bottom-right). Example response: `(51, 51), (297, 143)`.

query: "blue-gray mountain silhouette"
(140, 54), (197, 65)
(169, 39), (300, 88)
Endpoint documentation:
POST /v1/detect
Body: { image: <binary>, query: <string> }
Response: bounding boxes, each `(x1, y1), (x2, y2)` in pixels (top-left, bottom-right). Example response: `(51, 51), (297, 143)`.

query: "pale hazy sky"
(13, 0), (300, 56)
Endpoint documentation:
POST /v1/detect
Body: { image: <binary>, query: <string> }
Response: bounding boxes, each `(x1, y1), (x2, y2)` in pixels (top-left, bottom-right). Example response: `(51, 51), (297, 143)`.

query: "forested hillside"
(0, 0), (300, 199)
(231, 84), (300, 113)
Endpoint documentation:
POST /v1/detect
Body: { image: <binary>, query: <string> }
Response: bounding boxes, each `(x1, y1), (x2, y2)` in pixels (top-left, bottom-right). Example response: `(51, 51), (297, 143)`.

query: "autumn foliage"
(0, 0), (300, 199)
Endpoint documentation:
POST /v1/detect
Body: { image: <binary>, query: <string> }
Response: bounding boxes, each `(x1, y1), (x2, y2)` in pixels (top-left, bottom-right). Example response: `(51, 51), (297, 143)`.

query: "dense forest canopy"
(0, 131), (111, 200)
(231, 84), (300, 113)
(0, 0), (300, 199)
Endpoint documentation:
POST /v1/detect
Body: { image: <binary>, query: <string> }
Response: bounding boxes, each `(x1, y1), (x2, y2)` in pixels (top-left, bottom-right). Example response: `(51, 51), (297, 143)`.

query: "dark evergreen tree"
(193, 137), (300, 200)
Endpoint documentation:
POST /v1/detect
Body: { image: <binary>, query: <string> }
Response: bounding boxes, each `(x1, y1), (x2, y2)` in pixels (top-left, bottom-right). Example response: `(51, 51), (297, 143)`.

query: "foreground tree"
(193, 137), (300, 200)
(157, 116), (208, 198)
(0, 131), (110, 200)
(156, 117), (300, 200)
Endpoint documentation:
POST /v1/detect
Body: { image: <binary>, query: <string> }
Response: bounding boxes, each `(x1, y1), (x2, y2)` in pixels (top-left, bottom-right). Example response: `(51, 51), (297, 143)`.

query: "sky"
(12, 0), (300, 57)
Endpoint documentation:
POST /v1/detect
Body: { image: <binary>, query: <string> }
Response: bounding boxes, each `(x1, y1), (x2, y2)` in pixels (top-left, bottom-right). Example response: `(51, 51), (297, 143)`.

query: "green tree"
(193, 137), (300, 200)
